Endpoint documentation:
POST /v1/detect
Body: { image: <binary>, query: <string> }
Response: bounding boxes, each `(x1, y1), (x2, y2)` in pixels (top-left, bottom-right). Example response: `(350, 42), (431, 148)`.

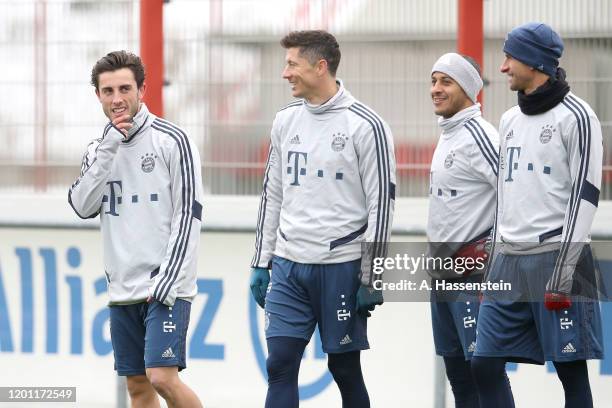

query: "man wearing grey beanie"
(427, 52), (499, 408)
(471, 22), (604, 408)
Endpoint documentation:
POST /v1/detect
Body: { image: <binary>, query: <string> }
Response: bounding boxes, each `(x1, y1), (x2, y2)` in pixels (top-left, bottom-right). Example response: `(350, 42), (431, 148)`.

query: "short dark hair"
(281, 30), (341, 76)
(91, 50), (145, 90)
(461, 54), (482, 77)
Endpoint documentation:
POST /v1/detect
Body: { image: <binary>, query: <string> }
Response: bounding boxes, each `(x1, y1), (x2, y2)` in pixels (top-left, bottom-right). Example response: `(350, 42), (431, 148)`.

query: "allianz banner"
(0, 228), (611, 407)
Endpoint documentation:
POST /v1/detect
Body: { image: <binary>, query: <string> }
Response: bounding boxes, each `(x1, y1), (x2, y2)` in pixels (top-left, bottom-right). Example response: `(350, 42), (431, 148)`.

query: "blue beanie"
(503, 22), (564, 77)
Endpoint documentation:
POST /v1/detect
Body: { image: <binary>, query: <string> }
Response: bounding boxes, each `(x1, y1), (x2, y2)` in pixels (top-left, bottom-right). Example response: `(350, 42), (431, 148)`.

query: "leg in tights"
(470, 356), (515, 408)
(443, 356), (479, 408)
(327, 351), (370, 408)
(265, 337), (309, 408)
(553, 360), (593, 408)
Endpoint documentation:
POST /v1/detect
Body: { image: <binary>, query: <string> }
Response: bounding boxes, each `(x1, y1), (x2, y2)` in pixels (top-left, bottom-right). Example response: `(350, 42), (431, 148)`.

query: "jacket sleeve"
(547, 108), (603, 295)
(251, 116), (283, 269)
(354, 113), (396, 287)
(467, 122), (499, 189)
(150, 130), (203, 306)
(68, 124), (123, 218)
(483, 118), (506, 283)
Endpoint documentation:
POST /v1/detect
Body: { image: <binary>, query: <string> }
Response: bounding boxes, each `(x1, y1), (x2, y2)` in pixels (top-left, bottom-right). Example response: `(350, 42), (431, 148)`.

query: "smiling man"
(68, 51), (203, 408)
(249, 30), (396, 408)
(471, 23), (604, 408)
(427, 53), (499, 408)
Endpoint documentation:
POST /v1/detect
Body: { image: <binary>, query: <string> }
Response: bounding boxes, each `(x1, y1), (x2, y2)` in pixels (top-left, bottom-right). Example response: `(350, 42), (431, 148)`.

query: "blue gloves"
(250, 268), (382, 316)
(249, 267), (270, 309)
(356, 285), (384, 317)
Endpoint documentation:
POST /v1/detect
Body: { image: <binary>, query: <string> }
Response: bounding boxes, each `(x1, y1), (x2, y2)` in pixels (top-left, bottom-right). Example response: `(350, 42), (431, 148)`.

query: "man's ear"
(138, 82), (147, 100)
(316, 59), (329, 77)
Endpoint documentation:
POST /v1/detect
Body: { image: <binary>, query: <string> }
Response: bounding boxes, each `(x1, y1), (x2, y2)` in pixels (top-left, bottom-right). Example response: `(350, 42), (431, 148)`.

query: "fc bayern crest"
(444, 152), (455, 169)
(141, 153), (158, 173)
(331, 133), (348, 152)
(540, 124), (555, 144)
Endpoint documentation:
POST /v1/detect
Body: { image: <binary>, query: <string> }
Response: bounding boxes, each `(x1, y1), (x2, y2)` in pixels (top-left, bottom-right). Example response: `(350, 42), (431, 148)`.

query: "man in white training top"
(249, 30), (396, 408)
(69, 51), (203, 408)
(471, 22), (604, 408)
(428, 52), (499, 408)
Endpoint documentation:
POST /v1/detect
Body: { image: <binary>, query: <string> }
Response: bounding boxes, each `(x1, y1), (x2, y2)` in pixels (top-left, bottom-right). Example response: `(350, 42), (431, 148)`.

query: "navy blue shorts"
(474, 248), (603, 364)
(265, 256), (369, 354)
(109, 299), (191, 376)
(431, 274), (481, 360)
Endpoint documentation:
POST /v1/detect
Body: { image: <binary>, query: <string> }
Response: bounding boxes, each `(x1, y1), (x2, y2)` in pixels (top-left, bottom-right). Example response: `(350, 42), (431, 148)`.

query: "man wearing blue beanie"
(471, 22), (604, 408)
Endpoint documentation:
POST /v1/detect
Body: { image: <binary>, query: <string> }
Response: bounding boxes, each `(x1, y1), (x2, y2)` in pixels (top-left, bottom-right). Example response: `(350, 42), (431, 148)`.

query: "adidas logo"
(339, 334), (352, 345)
(562, 343), (576, 353)
(290, 134), (301, 144)
(162, 347), (176, 358)
(467, 341), (476, 353)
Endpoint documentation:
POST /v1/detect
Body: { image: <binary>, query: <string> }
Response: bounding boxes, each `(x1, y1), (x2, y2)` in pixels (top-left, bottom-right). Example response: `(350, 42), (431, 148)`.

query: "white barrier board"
(0, 228), (611, 407)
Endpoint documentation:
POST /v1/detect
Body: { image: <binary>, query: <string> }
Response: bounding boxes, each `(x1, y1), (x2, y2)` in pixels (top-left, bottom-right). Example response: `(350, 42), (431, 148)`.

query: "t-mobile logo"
(560, 317), (573, 330)
(287, 151), (308, 186)
(463, 316), (476, 328)
(505, 146), (521, 182)
(163, 321), (176, 333)
(104, 180), (123, 216)
(337, 309), (351, 321)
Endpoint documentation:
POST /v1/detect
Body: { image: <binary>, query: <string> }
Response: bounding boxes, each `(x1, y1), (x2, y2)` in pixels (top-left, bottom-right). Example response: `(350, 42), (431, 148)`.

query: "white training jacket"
(251, 80), (396, 286)
(68, 104), (203, 306)
(494, 92), (602, 295)
(427, 104), (499, 278)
